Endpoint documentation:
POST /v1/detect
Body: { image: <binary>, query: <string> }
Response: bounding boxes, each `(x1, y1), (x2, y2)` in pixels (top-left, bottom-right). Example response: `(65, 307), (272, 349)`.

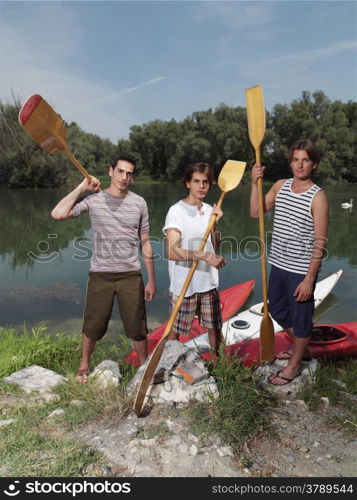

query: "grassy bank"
(0, 326), (356, 476)
(186, 352), (272, 462)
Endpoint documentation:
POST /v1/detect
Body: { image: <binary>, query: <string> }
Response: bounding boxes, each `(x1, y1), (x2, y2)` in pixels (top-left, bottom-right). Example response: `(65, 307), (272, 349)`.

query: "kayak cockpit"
(310, 326), (347, 344)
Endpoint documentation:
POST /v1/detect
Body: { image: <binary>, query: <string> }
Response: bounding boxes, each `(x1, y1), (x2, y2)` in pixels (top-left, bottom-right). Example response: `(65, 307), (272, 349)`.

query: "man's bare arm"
(140, 232), (157, 301)
(250, 164), (285, 218)
(51, 177), (100, 220)
(166, 228), (226, 269)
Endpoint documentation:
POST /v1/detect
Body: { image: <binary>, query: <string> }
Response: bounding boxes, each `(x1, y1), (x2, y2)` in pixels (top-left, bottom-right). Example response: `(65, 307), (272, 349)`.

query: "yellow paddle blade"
(18, 94), (66, 154)
(218, 160), (246, 193)
(245, 85), (266, 152)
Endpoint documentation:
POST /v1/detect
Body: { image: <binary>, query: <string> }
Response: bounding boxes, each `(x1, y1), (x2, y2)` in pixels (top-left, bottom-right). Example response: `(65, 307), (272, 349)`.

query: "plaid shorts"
(169, 288), (222, 337)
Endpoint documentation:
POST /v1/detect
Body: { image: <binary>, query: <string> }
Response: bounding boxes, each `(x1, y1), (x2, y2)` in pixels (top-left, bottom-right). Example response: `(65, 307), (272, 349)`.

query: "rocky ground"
(2, 354), (356, 478)
(74, 397), (356, 478)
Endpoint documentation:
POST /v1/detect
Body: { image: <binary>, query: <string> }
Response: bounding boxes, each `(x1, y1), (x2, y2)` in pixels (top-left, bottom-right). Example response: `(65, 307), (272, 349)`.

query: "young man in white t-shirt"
(162, 162), (226, 355)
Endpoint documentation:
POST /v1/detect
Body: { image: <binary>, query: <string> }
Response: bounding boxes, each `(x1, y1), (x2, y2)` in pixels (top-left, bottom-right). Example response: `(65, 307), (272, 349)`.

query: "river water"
(0, 182), (356, 340)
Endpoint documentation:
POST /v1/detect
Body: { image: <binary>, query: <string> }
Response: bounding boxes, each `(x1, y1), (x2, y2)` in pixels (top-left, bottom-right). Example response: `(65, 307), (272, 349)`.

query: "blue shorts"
(268, 265), (316, 338)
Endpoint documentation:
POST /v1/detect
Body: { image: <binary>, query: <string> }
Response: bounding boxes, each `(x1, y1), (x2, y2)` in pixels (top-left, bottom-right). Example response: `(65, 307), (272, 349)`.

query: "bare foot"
(76, 368), (90, 384)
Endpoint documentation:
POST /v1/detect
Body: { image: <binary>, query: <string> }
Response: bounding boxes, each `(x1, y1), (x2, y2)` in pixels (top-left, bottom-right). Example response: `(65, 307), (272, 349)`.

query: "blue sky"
(1, 1), (356, 142)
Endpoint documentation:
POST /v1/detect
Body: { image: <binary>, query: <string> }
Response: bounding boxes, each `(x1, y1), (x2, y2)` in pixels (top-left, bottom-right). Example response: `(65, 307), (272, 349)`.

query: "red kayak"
(125, 279), (255, 366)
(220, 322), (357, 367)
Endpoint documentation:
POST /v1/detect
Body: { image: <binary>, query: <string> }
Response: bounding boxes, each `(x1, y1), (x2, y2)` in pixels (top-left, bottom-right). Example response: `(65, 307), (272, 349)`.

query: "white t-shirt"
(162, 200), (219, 297)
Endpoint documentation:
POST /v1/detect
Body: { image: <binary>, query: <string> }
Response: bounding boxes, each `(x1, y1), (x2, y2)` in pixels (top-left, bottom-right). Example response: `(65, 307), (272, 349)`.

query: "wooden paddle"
(133, 159), (246, 416)
(245, 84), (275, 362)
(18, 94), (97, 186)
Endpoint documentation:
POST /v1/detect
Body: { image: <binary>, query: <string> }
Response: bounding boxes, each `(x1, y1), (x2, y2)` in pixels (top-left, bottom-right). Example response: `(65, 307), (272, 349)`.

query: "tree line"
(0, 90), (356, 188)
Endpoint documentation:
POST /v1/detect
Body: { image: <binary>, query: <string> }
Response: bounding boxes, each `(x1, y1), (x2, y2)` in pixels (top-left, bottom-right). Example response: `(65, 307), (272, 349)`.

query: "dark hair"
(111, 153), (137, 175)
(183, 162), (215, 189)
(289, 139), (320, 166)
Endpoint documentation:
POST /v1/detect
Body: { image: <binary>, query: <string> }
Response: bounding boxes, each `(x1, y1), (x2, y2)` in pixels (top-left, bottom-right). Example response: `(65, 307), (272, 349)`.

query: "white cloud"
(214, 40), (357, 73)
(100, 76), (168, 102)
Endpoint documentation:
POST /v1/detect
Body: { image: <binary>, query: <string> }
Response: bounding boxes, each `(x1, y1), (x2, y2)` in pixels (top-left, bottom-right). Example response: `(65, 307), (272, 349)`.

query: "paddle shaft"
(134, 192), (225, 415)
(64, 149), (95, 184)
(255, 149), (269, 318)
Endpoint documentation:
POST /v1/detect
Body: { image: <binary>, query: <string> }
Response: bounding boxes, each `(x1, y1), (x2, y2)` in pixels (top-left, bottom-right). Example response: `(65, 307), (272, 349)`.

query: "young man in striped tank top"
(250, 140), (329, 385)
(51, 154), (156, 382)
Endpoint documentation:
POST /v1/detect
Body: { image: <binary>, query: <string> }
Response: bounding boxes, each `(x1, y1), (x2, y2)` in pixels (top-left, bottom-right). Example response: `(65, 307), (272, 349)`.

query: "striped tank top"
(268, 178), (321, 275)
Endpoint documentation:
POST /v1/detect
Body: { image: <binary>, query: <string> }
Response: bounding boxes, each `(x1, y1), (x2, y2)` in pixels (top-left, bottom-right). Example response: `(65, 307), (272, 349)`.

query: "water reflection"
(0, 189), (90, 268)
(0, 183), (356, 330)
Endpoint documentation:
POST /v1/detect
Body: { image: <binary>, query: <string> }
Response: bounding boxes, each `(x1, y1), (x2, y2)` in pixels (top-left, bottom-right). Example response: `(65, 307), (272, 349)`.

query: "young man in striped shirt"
(250, 139), (329, 385)
(51, 154), (156, 382)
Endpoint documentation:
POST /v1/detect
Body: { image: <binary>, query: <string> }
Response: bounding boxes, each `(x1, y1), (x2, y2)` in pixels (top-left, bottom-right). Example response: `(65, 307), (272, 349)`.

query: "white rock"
(4, 366), (66, 394)
(154, 374), (219, 405)
(48, 408), (65, 418)
(321, 397), (330, 407)
(0, 419), (17, 427)
(254, 359), (318, 396)
(127, 341), (208, 393)
(70, 400), (85, 406)
(332, 378), (347, 389)
(166, 419), (176, 431)
(187, 433), (199, 444)
(190, 444), (198, 456)
(216, 445), (234, 457)
(141, 438), (157, 447)
(90, 360), (121, 388)
(296, 399), (309, 411)
(128, 439), (140, 449)
(41, 393), (61, 403)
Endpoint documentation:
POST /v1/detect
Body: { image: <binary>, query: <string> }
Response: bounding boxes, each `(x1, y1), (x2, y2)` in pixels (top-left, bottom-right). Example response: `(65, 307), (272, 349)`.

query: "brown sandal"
(76, 368), (90, 384)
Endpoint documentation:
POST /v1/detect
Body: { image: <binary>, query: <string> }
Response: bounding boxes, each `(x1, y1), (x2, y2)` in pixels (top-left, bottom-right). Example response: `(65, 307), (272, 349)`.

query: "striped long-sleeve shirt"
(72, 190), (149, 272)
(268, 178), (321, 275)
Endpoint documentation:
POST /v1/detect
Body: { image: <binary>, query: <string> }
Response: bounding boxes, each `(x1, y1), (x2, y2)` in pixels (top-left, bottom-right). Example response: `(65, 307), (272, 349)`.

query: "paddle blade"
(260, 314), (275, 362)
(218, 160), (246, 193)
(18, 94), (66, 154)
(134, 338), (168, 416)
(245, 85), (266, 154)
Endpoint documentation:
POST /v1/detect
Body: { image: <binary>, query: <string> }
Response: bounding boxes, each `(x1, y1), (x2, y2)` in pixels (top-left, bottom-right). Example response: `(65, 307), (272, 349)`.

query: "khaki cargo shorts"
(82, 271), (147, 341)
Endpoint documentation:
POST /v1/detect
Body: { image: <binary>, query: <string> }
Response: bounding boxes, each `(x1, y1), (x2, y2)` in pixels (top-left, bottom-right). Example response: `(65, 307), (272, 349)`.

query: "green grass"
(298, 357), (357, 435)
(186, 350), (273, 455)
(0, 325), (135, 379)
(0, 325), (137, 476)
(0, 398), (102, 476)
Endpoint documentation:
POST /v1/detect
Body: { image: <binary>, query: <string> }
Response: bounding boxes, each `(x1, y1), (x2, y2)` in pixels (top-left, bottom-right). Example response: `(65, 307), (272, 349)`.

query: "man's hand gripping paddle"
(133, 159), (246, 417)
(18, 94), (98, 186)
(245, 84), (275, 363)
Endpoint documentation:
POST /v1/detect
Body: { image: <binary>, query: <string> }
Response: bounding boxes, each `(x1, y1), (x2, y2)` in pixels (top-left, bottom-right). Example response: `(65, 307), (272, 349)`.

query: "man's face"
(290, 149), (317, 180)
(109, 160), (135, 191)
(186, 172), (211, 200)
